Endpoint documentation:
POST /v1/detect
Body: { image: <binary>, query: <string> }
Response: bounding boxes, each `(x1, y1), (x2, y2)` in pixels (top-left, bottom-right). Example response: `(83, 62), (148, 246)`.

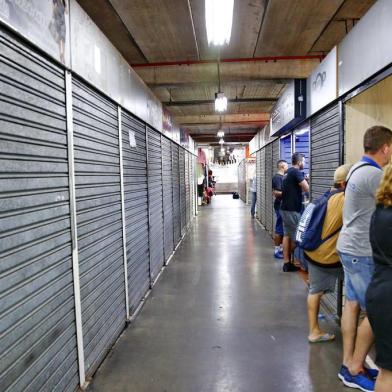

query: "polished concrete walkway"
(91, 195), (345, 392)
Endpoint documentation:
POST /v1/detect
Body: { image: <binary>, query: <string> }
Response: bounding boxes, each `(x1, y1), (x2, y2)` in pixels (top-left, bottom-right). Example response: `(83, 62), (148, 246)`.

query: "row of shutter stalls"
(254, 101), (343, 320)
(0, 27), (197, 391)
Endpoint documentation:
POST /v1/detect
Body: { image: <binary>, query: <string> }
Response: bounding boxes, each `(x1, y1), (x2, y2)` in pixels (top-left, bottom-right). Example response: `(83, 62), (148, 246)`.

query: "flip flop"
(308, 333), (335, 343)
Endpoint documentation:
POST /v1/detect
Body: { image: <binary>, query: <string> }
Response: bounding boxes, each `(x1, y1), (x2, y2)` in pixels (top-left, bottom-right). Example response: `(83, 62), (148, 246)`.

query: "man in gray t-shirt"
(337, 126), (392, 392)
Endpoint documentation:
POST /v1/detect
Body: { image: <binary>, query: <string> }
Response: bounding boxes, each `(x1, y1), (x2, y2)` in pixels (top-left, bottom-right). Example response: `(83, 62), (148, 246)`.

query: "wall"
(345, 74), (392, 163)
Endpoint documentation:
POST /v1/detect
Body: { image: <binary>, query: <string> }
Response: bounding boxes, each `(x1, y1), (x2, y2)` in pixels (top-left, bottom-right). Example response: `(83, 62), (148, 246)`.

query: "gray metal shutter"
(0, 29), (79, 392)
(72, 78), (126, 376)
(256, 150), (262, 220)
(238, 160), (246, 203)
(162, 136), (174, 261)
(147, 127), (165, 281)
(185, 151), (190, 225)
(121, 112), (150, 314)
(272, 139), (280, 235)
(179, 148), (186, 234)
(310, 103), (341, 200)
(265, 144), (273, 235)
(172, 142), (181, 245)
(260, 148), (266, 227)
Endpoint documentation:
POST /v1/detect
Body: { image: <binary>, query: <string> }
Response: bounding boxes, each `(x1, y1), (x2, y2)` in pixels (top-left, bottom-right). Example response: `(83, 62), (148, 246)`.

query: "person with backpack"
(280, 153), (310, 272)
(337, 126), (392, 392)
(302, 164), (352, 344)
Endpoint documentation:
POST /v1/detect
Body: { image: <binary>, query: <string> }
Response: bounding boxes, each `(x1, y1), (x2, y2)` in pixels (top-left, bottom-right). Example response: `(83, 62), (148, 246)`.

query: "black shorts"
(366, 267), (392, 371)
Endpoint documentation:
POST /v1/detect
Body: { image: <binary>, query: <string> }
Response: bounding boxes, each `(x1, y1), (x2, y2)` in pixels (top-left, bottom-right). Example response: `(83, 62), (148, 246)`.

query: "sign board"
(0, 0), (70, 66)
(338, 0), (392, 96)
(307, 47), (337, 116)
(270, 79), (306, 137)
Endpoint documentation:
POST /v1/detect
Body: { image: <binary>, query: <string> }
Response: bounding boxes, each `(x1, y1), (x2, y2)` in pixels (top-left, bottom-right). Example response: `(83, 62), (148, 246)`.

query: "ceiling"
(77, 0), (376, 143)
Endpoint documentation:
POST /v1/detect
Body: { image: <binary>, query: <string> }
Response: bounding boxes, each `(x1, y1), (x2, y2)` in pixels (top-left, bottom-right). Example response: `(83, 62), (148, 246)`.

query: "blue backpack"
(295, 189), (343, 251)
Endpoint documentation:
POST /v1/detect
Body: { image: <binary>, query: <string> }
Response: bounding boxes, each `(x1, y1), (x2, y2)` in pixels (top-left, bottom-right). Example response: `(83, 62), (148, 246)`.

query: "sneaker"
(364, 367), (379, 380)
(283, 262), (300, 272)
(274, 249), (283, 259)
(338, 365), (375, 392)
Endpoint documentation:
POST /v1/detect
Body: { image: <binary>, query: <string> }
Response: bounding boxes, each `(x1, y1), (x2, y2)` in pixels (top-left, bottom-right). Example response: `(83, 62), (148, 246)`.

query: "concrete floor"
(90, 195), (345, 392)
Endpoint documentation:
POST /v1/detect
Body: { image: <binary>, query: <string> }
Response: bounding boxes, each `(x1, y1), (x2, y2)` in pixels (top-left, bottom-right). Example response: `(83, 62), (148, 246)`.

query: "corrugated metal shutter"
(265, 144), (273, 235)
(162, 136), (174, 261)
(260, 148), (266, 227)
(256, 150), (262, 220)
(171, 142), (181, 245)
(310, 103), (341, 200)
(179, 148), (186, 234)
(72, 78), (126, 377)
(185, 152), (190, 226)
(121, 111), (150, 314)
(272, 139), (280, 236)
(0, 29), (79, 392)
(190, 155), (195, 217)
(147, 127), (165, 281)
(238, 160), (246, 203)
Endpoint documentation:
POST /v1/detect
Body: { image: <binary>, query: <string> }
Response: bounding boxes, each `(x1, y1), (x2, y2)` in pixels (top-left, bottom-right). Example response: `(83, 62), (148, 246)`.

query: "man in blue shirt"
(280, 153), (309, 272)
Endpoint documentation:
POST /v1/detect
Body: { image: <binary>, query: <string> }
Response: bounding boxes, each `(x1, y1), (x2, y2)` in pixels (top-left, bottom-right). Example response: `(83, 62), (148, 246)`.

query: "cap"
(334, 164), (353, 184)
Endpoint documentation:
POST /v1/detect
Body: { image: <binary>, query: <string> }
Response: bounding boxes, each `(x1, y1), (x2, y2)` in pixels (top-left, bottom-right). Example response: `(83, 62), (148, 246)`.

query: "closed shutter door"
(190, 154), (195, 219)
(147, 127), (165, 281)
(238, 160), (246, 203)
(171, 143), (181, 245)
(121, 112), (150, 314)
(265, 144), (273, 235)
(310, 103), (341, 199)
(179, 148), (186, 234)
(185, 152), (190, 225)
(162, 136), (174, 261)
(260, 148), (266, 227)
(272, 139), (280, 235)
(256, 150), (262, 220)
(0, 30), (78, 392)
(72, 78), (125, 376)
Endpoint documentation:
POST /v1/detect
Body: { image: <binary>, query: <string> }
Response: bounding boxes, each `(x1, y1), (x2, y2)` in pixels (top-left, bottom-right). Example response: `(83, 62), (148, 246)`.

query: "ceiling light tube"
(219, 138), (224, 144)
(217, 130), (225, 138)
(206, 0), (234, 46)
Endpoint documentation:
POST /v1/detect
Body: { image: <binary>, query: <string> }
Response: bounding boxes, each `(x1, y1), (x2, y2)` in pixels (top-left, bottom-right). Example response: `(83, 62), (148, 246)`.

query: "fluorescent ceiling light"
(220, 148), (225, 153)
(215, 92), (227, 112)
(217, 130), (224, 138)
(205, 0), (234, 46)
(219, 138), (224, 144)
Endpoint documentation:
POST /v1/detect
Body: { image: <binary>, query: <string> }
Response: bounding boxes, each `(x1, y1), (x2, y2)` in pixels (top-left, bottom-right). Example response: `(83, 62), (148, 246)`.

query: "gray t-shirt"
(337, 162), (383, 257)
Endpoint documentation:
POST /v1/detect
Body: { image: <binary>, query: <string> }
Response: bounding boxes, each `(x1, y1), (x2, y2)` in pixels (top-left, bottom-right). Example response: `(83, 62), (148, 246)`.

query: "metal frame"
(65, 71), (86, 389)
(117, 107), (130, 319)
(161, 134), (167, 264)
(145, 126), (153, 288)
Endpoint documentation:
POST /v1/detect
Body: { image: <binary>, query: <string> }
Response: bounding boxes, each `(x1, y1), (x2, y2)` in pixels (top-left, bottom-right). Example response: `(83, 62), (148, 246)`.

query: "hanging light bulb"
(215, 92), (227, 112)
(205, 0), (234, 46)
(217, 130), (224, 138)
(219, 138), (224, 145)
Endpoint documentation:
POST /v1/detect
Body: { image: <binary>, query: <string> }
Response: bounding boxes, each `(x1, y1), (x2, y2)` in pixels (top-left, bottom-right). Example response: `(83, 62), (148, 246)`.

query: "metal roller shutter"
(238, 160), (246, 203)
(190, 155), (196, 218)
(260, 148), (266, 227)
(179, 148), (186, 234)
(72, 78), (126, 376)
(147, 127), (165, 281)
(310, 103), (341, 200)
(265, 144), (273, 235)
(121, 112), (150, 314)
(0, 29), (79, 392)
(272, 139), (280, 236)
(185, 152), (190, 225)
(256, 150), (262, 220)
(171, 142), (181, 245)
(162, 136), (174, 261)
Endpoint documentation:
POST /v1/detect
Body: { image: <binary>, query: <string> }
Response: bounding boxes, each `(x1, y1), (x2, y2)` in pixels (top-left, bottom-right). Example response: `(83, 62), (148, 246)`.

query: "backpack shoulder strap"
(344, 163), (372, 193)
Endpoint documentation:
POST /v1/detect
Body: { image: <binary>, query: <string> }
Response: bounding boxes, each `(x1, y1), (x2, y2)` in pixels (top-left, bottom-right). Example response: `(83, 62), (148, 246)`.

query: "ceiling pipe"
(131, 54), (324, 68)
(163, 97), (277, 106)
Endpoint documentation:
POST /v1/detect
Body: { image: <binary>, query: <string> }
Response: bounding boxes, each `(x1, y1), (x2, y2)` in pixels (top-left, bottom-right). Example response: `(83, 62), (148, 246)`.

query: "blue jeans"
(274, 207), (284, 236)
(338, 252), (375, 310)
(250, 191), (256, 216)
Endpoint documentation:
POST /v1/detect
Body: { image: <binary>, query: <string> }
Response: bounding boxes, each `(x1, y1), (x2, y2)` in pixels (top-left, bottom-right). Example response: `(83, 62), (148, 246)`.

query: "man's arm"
(299, 179), (309, 193)
(273, 190), (282, 198)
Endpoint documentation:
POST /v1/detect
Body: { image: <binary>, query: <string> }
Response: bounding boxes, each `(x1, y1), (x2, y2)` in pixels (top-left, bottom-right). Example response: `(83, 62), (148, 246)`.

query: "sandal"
(308, 333), (335, 343)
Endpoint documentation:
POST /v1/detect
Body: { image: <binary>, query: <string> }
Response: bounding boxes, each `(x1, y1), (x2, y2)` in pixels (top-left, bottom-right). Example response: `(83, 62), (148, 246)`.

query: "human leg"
(250, 191), (256, 217)
(375, 369), (392, 392)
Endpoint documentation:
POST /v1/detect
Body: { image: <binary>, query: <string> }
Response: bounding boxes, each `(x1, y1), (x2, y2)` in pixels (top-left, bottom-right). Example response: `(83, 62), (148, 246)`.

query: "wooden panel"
(345, 75), (392, 163)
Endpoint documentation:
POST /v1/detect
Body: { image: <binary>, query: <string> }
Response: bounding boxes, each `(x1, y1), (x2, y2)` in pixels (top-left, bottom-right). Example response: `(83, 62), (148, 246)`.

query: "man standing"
(306, 164), (351, 343)
(337, 126), (392, 391)
(280, 153), (309, 272)
(250, 175), (257, 218)
(272, 160), (288, 258)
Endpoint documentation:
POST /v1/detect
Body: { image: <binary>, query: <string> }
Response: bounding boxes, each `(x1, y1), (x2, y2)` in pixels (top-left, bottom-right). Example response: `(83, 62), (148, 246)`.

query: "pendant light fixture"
(214, 61), (227, 112)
